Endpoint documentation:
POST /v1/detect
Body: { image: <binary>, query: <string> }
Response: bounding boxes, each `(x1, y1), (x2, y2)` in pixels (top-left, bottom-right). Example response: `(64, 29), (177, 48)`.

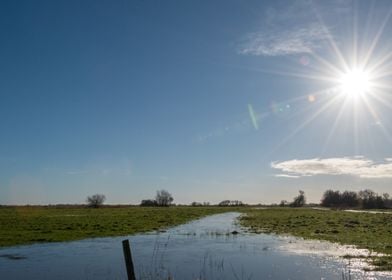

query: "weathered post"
(122, 239), (136, 280)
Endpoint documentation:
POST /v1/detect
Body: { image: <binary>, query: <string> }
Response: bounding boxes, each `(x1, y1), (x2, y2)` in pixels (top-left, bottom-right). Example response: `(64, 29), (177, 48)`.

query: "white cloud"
(275, 174), (300, 178)
(271, 157), (392, 179)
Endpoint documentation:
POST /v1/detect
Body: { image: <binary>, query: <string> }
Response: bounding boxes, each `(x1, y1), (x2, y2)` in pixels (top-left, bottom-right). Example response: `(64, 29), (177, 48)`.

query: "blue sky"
(1, 0), (392, 205)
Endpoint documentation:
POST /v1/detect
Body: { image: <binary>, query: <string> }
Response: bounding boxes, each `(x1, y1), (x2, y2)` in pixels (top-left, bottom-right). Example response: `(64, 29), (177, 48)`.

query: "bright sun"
(339, 69), (371, 98)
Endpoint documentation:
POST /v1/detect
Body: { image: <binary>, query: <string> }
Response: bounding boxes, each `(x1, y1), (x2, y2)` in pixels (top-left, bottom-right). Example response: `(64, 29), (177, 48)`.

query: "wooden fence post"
(122, 239), (136, 280)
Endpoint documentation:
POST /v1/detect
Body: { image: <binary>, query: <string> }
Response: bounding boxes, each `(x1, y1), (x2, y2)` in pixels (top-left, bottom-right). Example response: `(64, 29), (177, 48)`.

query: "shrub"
(191, 202), (202, 206)
(140, 199), (158, 206)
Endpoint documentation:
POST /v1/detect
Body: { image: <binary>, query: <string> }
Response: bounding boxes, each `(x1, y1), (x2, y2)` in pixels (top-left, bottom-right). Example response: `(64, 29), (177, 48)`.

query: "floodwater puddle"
(0, 212), (391, 279)
(0, 254), (27, 260)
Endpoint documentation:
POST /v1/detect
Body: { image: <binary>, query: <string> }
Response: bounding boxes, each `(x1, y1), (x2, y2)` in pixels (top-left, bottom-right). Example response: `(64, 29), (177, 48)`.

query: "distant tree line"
(321, 189), (392, 209)
(218, 200), (244, 206)
(191, 201), (210, 206)
(85, 188), (391, 210)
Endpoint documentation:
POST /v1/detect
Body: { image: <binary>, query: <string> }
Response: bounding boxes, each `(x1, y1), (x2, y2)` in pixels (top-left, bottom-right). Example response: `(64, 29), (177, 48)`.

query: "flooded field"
(0, 212), (390, 279)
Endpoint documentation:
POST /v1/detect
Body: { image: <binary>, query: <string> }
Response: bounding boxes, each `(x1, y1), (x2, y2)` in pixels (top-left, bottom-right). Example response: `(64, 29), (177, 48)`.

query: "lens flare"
(248, 104), (259, 130)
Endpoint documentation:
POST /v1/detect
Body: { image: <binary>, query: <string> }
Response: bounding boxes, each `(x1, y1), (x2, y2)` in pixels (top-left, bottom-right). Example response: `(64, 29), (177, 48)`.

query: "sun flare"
(339, 69), (371, 98)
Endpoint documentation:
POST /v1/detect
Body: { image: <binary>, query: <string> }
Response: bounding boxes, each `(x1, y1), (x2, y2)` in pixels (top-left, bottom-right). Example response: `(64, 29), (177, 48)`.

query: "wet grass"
(240, 208), (392, 271)
(0, 206), (235, 247)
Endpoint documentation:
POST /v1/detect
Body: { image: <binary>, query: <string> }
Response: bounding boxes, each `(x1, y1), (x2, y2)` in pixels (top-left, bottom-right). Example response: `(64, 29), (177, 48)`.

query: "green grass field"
(0, 206), (233, 247)
(240, 208), (392, 271)
(2, 206), (391, 271)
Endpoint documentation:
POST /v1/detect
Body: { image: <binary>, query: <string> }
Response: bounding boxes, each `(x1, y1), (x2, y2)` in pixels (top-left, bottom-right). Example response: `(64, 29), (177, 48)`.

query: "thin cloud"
(239, 23), (328, 56)
(272, 157), (392, 178)
(238, 0), (350, 56)
(66, 170), (89, 175)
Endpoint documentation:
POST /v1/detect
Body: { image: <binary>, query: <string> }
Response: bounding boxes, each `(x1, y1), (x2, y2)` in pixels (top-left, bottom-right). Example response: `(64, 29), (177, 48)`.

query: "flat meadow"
(1, 206), (392, 271)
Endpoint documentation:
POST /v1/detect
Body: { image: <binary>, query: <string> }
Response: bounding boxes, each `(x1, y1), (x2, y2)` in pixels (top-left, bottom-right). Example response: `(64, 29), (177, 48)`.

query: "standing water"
(0, 212), (390, 279)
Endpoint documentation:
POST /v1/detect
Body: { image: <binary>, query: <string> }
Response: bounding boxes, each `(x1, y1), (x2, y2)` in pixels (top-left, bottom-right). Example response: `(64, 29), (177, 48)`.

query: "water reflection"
(0, 212), (390, 279)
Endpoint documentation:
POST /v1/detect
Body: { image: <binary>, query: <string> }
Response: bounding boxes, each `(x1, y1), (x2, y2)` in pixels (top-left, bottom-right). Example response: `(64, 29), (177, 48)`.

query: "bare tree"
(359, 189), (384, 209)
(86, 194), (106, 208)
(383, 193), (392, 208)
(290, 190), (306, 207)
(155, 190), (173, 207)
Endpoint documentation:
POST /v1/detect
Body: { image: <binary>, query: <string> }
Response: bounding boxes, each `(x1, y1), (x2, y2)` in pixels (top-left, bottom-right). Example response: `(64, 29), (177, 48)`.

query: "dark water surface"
(0, 212), (390, 279)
